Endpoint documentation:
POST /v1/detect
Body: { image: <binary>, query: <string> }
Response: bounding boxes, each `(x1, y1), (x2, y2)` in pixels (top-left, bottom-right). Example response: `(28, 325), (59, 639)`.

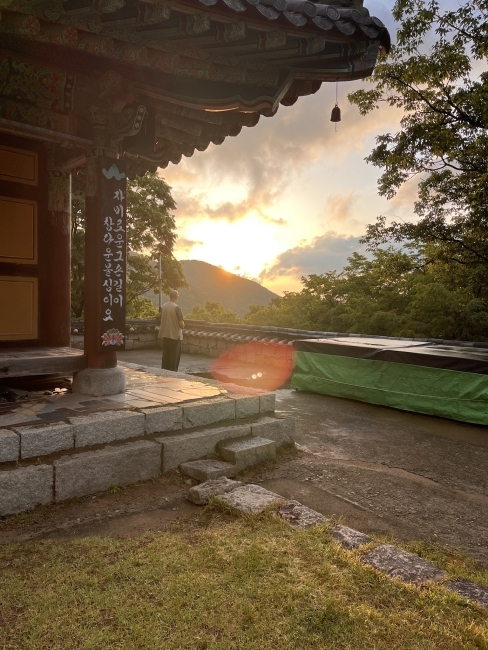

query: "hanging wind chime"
(330, 81), (341, 130)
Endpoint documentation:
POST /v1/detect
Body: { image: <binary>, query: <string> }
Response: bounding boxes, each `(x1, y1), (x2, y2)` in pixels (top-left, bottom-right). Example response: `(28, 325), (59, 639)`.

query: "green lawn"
(1, 510), (487, 650)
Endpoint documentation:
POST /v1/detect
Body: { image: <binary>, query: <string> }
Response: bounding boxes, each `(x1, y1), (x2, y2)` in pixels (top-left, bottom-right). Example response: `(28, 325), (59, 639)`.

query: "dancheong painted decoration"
(0, 0), (390, 174)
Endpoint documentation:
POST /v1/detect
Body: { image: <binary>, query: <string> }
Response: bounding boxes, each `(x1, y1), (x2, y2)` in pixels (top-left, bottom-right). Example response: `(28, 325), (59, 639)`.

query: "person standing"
(159, 289), (185, 371)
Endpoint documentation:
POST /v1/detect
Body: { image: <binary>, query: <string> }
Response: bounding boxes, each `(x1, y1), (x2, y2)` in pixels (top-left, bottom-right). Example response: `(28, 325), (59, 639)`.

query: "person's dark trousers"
(161, 337), (181, 371)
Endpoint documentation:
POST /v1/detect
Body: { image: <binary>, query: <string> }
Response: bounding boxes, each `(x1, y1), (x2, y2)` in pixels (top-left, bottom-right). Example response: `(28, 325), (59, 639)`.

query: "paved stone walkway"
(0, 365), (224, 428)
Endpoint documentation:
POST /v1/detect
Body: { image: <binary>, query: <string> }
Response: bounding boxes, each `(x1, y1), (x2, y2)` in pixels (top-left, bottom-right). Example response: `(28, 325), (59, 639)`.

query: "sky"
(163, 0), (410, 296)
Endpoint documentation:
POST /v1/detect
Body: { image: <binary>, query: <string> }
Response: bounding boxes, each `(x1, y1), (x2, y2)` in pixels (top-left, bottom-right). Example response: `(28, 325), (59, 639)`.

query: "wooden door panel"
(0, 140), (40, 343)
(0, 196), (37, 264)
(0, 145), (38, 185)
(0, 276), (38, 340)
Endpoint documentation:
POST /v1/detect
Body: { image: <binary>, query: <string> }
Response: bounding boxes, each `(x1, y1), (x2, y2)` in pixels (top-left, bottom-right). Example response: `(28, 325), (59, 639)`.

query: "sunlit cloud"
(166, 84), (403, 230)
(176, 193), (287, 226)
(260, 231), (370, 283)
(175, 237), (203, 253)
(322, 192), (357, 225)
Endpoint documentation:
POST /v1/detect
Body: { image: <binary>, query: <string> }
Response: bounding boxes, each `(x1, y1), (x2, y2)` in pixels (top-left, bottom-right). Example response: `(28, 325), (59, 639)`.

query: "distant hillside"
(148, 260), (278, 317)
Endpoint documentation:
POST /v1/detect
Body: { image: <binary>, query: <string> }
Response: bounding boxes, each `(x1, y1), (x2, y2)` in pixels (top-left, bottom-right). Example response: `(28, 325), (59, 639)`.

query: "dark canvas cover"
(292, 338), (488, 425)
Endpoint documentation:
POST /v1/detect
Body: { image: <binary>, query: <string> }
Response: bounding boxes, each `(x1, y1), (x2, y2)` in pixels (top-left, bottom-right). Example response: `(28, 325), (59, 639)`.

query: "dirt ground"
(1, 351), (487, 568)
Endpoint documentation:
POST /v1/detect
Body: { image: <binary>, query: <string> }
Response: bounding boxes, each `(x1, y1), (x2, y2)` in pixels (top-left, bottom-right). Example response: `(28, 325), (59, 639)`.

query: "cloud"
(175, 193), (287, 226)
(175, 237), (203, 252)
(323, 192), (357, 225)
(260, 231), (370, 281)
(164, 84), (403, 227)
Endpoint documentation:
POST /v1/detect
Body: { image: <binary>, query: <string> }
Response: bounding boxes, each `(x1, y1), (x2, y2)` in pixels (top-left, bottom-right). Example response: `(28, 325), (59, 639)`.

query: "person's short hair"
(169, 289), (179, 300)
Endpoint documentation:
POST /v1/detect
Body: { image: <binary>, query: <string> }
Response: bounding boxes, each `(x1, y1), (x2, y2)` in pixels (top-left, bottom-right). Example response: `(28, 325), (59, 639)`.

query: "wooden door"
(0, 139), (41, 343)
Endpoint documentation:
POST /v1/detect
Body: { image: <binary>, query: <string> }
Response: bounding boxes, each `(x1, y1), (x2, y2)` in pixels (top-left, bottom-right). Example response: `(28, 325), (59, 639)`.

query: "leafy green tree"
(71, 172), (186, 318)
(185, 300), (240, 324)
(348, 0), (488, 311)
(243, 248), (488, 340)
(126, 297), (159, 319)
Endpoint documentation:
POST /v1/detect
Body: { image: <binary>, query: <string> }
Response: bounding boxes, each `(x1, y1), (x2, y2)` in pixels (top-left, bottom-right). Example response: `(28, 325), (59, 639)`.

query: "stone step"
(0, 414), (294, 516)
(180, 459), (237, 481)
(154, 415), (293, 472)
(217, 436), (276, 471)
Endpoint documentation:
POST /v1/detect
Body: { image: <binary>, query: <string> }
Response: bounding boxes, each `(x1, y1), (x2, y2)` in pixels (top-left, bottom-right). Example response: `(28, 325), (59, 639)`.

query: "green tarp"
(292, 350), (488, 425)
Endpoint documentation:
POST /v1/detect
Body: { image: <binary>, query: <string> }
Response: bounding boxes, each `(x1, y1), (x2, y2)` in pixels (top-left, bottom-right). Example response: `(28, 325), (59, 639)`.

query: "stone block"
(142, 406), (183, 434)
(362, 544), (448, 583)
(235, 395), (260, 419)
(277, 500), (329, 529)
(180, 459), (237, 482)
(183, 397), (235, 428)
(0, 465), (53, 516)
(157, 423), (251, 472)
(216, 483), (284, 513)
(446, 580), (488, 609)
(218, 436), (276, 470)
(0, 429), (19, 463)
(187, 477), (242, 505)
(124, 340), (134, 350)
(16, 423), (74, 459)
(72, 366), (126, 396)
(70, 410), (145, 447)
(54, 440), (161, 501)
(259, 393), (276, 413)
(331, 525), (373, 549)
(250, 417), (295, 448)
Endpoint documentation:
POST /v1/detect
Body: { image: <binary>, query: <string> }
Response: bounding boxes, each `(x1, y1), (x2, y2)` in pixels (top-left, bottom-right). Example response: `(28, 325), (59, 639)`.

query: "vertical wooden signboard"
(99, 159), (126, 351)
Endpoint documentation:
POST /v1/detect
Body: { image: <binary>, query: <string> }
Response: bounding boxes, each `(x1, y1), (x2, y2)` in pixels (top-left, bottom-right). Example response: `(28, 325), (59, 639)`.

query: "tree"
(348, 1), (488, 309)
(71, 172), (187, 318)
(185, 301), (240, 324)
(243, 248), (488, 340)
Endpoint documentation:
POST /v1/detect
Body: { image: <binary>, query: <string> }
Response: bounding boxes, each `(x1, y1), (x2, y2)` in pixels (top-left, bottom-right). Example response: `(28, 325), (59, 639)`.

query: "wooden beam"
(0, 348), (87, 378)
(0, 119), (93, 148)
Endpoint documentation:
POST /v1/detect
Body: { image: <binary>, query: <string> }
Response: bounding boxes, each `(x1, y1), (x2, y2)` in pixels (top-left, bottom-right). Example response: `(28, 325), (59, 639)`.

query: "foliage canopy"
(348, 0), (488, 300)
(185, 300), (240, 324)
(244, 248), (488, 340)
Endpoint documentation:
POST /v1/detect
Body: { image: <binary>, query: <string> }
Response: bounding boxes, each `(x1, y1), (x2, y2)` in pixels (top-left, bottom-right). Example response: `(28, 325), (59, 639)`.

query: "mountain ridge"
(148, 260), (278, 316)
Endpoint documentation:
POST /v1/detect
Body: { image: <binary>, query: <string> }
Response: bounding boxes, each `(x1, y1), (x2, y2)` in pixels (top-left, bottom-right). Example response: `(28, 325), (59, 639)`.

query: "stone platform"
(0, 364), (295, 516)
(0, 364), (223, 428)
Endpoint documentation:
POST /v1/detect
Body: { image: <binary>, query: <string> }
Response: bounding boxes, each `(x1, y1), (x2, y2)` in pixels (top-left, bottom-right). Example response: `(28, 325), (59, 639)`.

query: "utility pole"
(158, 252), (162, 315)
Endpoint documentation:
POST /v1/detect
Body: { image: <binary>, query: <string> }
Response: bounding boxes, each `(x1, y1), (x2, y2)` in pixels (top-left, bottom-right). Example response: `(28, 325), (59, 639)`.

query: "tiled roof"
(0, 0), (390, 172)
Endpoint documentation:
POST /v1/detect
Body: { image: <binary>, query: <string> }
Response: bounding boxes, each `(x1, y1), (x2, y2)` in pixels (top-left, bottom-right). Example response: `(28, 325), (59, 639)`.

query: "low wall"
(71, 319), (488, 363)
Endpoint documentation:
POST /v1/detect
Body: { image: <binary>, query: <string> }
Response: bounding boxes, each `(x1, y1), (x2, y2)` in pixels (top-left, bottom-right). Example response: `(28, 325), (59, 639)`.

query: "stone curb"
(187, 480), (488, 610)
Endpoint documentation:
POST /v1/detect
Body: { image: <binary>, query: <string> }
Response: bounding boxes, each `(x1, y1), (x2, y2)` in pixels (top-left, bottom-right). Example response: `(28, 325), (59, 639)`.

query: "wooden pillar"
(83, 156), (127, 368)
(42, 161), (72, 347)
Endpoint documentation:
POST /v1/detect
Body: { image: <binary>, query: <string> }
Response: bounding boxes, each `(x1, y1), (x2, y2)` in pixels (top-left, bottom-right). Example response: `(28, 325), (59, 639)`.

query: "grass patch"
(402, 540), (488, 588)
(0, 512), (487, 650)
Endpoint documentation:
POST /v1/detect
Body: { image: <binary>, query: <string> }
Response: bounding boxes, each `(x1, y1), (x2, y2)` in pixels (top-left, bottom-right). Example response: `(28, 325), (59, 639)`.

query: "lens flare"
(210, 341), (293, 392)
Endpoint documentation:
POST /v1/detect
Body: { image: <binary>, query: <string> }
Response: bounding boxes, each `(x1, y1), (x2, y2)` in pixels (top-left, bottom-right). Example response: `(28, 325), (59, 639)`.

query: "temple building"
(0, 0), (389, 394)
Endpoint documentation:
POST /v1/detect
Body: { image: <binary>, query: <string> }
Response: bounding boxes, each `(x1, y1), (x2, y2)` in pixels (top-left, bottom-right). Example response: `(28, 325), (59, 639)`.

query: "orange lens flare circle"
(209, 341), (293, 392)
